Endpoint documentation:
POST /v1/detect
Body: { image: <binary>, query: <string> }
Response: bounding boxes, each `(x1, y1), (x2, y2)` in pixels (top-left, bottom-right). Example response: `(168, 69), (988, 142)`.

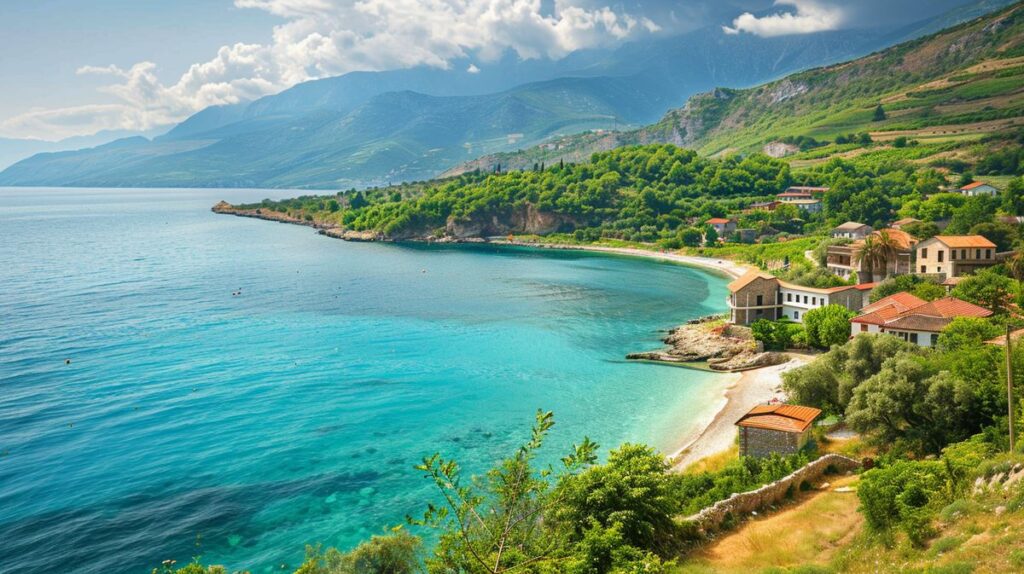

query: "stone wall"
(731, 277), (780, 325)
(684, 453), (861, 534)
(738, 427), (805, 458)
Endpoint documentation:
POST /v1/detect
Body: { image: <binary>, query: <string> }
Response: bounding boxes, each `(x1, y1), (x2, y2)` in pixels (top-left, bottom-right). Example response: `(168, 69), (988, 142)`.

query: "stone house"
(825, 228), (917, 281)
(736, 404), (822, 458)
(727, 269), (865, 325)
(959, 181), (999, 197)
(706, 217), (737, 236)
(850, 292), (992, 347)
(831, 221), (872, 240)
(914, 235), (998, 278)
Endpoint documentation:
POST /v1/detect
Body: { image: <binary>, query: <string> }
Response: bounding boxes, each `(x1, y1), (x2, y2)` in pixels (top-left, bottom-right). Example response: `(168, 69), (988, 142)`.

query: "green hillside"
(451, 3), (1024, 177)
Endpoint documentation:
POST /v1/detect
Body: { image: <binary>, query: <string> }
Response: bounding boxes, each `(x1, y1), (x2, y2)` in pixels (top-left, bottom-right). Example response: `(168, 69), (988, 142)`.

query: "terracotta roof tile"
(851, 293), (992, 333)
(736, 404), (822, 433)
(707, 218), (732, 224)
(728, 268), (776, 292)
(961, 181), (988, 190)
(933, 235), (997, 249)
(925, 297), (993, 318)
(859, 292), (926, 315)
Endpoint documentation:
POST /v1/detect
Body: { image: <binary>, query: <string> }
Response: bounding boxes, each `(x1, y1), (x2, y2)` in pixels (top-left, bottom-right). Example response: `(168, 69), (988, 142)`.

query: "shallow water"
(0, 188), (731, 574)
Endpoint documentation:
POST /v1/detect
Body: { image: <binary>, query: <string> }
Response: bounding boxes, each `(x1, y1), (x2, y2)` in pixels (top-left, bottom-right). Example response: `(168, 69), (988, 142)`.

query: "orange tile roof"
(932, 235), (997, 249)
(961, 181), (988, 190)
(851, 293), (992, 332)
(924, 297), (993, 318)
(727, 268), (776, 292)
(875, 228), (917, 250)
(854, 282), (877, 290)
(860, 292), (926, 315)
(736, 404), (822, 433)
(707, 218), (732, 224)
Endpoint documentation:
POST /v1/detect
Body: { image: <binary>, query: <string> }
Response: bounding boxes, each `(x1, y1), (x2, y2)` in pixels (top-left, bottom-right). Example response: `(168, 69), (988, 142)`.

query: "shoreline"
(212, 206), (779, 469)
(669, 356), (811, 471)
(211, 205), (751, 281)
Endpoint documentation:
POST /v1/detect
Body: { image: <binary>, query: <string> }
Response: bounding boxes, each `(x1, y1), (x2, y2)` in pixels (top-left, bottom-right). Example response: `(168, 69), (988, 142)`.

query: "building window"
(961, 249), (967, 259)
(794, 311), (799, 320)
(803, 295), (808, 304)
(930, 334), (939, 346)
(921, 265), (927, 273)
(756, 294), (763, 306)
(976, 249), (982, 259)
(812, 297), (817, 306)
(910, 333), (919, 344)
(986, 249), (992, 259)
(938, 267), (942, 274)
(787, 293), (792, 302)
(951, 249), (957, 260)
(861, 324), (868, 332)
(921, 248), (928, 259)
(938, 251), (944, 263)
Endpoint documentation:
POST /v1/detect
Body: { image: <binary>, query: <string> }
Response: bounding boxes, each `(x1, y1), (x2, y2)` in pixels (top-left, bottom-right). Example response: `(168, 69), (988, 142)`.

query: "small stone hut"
(736, 404), (821, 458)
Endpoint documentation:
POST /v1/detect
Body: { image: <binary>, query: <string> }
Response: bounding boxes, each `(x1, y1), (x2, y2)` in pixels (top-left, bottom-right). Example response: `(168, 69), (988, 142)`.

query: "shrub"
(858, 460), (947, 545)
(803, 305), (856, 349)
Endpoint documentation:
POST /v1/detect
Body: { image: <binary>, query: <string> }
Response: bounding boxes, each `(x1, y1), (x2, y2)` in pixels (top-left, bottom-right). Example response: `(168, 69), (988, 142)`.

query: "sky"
(0, 0), (981, 141)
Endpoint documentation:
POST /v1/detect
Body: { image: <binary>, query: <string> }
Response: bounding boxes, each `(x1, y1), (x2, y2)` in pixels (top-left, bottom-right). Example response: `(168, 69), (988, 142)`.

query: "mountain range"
(0, 0), (1017, 190)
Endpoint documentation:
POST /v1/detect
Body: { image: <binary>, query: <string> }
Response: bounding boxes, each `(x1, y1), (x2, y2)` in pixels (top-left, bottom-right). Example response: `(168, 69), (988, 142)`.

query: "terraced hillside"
(449, 2), (1024, 177)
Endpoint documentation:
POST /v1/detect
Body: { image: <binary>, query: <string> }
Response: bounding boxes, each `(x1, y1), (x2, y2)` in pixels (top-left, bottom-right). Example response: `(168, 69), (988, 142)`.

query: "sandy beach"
(670, 356), (812, 471)
(495, 240), (751, 280)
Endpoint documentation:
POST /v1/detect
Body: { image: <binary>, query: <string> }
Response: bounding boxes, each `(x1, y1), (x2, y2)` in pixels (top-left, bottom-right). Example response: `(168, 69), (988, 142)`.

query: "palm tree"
(874, 230), (902, 278)
(854, 236), (881, 282)
(1008, 251), (1024, 282)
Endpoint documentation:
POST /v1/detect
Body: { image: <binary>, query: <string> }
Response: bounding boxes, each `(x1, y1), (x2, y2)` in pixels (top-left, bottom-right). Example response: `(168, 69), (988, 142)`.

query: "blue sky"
(0, 0), (980, 141)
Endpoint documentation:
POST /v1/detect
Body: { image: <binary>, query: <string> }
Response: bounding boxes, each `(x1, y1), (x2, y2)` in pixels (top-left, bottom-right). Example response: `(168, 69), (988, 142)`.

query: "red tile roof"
(736, 404), (822, 433)
(932, 235), (997, 249)
(707, 218), (732, 224)
(851, 293), (992, 332)
(961, 181), (989, 190)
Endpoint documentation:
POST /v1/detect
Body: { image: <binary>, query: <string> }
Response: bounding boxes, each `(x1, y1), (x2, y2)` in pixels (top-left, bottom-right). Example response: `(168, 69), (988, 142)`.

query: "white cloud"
(466, 63), (480, 74)
(0, 0), (657, 139)
(723, 0), (844, 37)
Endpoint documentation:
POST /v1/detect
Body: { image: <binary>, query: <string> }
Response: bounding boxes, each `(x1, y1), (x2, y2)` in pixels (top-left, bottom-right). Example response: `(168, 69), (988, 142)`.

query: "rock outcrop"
(627, 320), (786, 372)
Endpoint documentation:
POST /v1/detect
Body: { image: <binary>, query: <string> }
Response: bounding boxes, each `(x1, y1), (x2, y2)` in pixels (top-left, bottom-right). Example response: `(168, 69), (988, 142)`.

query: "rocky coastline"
(627, 316), (787, 372)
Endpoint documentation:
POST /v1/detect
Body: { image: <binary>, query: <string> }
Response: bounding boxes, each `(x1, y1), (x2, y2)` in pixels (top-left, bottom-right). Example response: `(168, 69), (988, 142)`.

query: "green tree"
(951, 268), (1014, 314)
(679, 227), (703, 247)
(1002, 176), (1024, 214)
(297, 533), (422, 574)
(703, 225), (719, 246)
(872, 105), (887, 122)
(937, 316), (1002, 352)
(414, 411), (597, 574)
(553, 444), (683, 555)
(803, 304), (856, 349)
(970, 221), (1018, 252)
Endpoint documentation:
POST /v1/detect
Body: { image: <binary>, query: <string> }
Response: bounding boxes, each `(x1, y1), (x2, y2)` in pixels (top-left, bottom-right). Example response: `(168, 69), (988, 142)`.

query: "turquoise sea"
(0, 188), (731, 574)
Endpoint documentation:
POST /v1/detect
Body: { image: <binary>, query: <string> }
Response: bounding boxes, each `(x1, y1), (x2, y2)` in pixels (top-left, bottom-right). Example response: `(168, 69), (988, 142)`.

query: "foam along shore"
(489, 239), (750, 280)
(670, 356), (811, 471)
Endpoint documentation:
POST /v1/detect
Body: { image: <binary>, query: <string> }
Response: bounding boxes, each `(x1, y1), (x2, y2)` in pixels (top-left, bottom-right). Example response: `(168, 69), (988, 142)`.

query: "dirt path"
(684, 475), (862, 573)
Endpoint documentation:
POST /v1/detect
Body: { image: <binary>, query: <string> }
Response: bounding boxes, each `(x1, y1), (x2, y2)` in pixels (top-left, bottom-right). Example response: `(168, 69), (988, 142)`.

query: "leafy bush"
(858, 460), (947, 545)
(803, 305), (856, 349)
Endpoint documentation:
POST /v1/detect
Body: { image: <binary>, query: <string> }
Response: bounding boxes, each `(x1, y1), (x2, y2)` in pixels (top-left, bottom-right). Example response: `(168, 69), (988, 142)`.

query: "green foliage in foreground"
(158, 411), (818, 574)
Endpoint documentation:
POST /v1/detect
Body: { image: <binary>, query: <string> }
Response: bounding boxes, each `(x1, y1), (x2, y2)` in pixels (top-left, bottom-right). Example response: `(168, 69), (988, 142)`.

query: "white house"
(959, 181), (999, 197)
(727, 270), (865, 325)
(849, 292), (992, 347)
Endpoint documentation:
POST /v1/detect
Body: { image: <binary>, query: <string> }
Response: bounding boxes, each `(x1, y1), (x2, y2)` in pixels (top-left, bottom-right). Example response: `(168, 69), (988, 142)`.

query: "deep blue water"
(0, 188), (731, 574)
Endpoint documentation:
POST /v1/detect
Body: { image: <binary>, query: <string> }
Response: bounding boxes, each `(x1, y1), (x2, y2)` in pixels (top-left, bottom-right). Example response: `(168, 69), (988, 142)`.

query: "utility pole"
(1008, 325), (1016, 452)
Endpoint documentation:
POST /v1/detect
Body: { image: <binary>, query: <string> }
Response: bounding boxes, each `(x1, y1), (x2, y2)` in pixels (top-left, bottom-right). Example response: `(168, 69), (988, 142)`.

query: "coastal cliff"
(212, 200), (574, 242)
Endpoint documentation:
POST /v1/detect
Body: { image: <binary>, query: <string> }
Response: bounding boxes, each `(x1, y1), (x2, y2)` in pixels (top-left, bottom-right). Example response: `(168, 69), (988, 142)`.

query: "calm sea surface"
(0, 188), (731, 574)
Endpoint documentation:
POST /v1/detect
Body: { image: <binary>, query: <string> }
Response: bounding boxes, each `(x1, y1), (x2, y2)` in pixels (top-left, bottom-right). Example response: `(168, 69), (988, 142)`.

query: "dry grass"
(676, 475), (863, 573)
(682, 445), (738, 475)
